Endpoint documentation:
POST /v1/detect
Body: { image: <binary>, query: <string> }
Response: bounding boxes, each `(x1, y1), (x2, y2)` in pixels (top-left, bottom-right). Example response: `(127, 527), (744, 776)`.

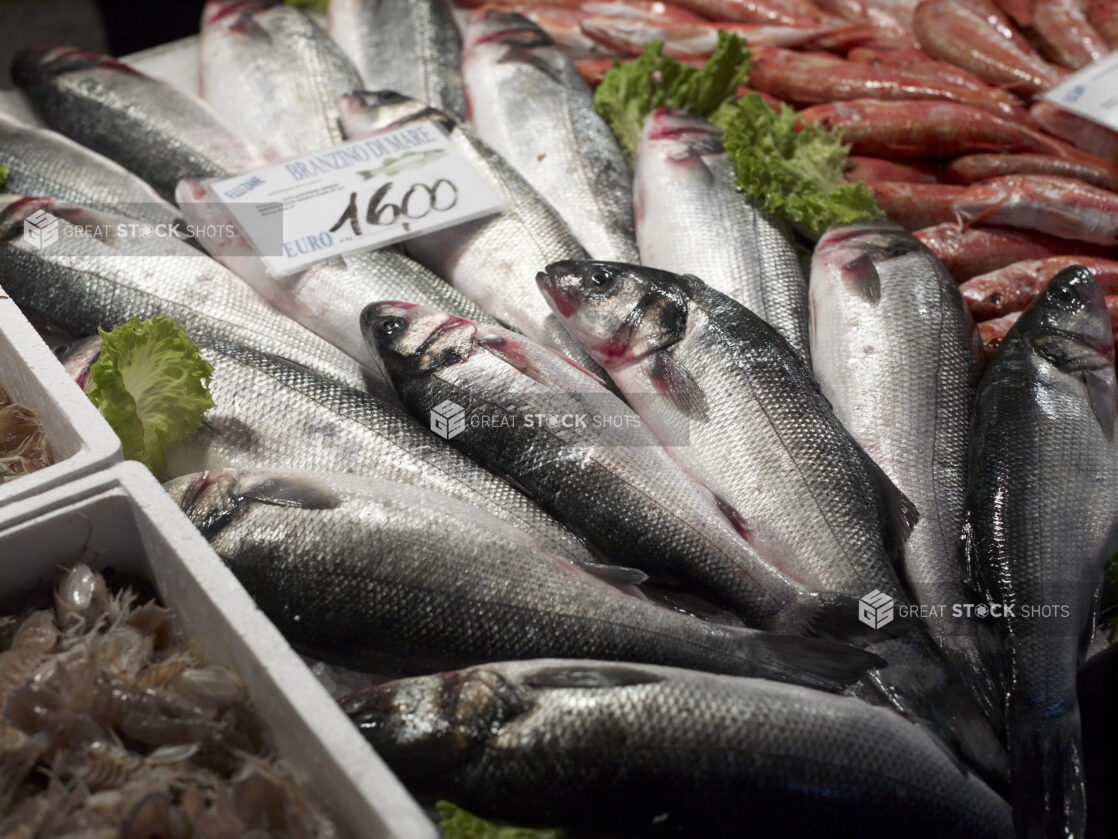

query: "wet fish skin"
(0, 114), (184, 230)
(338, 91), (602, 375)
(634, 108), (810, 365)
(200, 0), (364, 159)
(810, 220), (1002, 721)
(10, 46), (263, 201)
(462, 10), (639, 264)
(166, 469), (878, 688)
(362, 301), (808, 628)
(0, 195), (362, 390)
(328, 0), (467, 120)
(966, 265), (1118, 839)
(343, 659), (1014, 839)
(960, 256), (1118, 319)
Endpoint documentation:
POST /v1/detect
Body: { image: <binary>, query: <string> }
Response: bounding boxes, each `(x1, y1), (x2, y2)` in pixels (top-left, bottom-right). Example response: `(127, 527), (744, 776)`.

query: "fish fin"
(860, 449), (919, 577)
(578, 561), (649, 589)
(520, 664), (665, 690)
(477, 334), (549, 385)
(955, 197), (1007, 231)
(239, 475), (342, 510)
(773, 590), (917, 645)
(745, 633), (884, 692)
(1006, 702), (1086, 839)
(841, 253), (882, 303)
(650, 351), (709, 421)
(1083, 370), (1117, 441)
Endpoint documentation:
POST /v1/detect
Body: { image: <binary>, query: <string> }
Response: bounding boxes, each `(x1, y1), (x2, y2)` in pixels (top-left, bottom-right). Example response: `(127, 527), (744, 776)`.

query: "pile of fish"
(0, 379), (53, 484)
(0, 564), (342, 838)
(0, 0), (1116, 836)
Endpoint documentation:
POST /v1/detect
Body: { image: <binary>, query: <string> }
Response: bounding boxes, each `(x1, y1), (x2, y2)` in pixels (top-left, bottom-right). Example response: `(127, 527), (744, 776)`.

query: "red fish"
(914, 222), (1115, 279)
(865, 181), (964, 228)
(960, 256), (1118, 318)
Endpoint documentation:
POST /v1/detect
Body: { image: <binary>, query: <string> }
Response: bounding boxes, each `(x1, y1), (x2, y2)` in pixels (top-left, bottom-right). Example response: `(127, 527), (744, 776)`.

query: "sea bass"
(343, 659), (1013, 839)
(965, 265), (1118, 839)
(462, 11), (638, 263)
(0, 114), (184, 230)
(634, 108), (811, 364)
(338, 91), (601, 374)
(0, 196), (361, 389)
(56, 337), (594, 565)
(362, 301), (812, 627)
(327, 0), (467, 120)
(810, 220), (1002, 721)
(200, 0), (364, 159)
(167, 469), (877, 686)
(9, 46), (263, 201)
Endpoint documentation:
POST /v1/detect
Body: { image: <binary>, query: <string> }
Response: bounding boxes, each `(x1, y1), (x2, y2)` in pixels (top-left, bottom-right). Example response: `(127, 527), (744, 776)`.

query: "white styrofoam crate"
(0, 284), (122, 508)
(0, 462), (438, 839)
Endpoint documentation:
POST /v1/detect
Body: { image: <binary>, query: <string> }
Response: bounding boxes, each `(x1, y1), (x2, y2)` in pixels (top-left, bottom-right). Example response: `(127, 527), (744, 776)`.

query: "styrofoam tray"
(0, 284), (122, 508)
(0, 462), (438, 838)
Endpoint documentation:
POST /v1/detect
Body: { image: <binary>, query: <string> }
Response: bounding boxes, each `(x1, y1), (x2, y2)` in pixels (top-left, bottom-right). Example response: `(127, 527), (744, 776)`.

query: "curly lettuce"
(593, 32), (752, 164)
(85, 316), (213, 474)
(436, 801), (564, 839)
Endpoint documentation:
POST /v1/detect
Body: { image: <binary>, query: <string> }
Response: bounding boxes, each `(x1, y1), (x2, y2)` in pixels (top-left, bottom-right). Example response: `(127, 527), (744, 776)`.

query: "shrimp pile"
(0, 381), (53, 484)
(0, 564), (343, 839)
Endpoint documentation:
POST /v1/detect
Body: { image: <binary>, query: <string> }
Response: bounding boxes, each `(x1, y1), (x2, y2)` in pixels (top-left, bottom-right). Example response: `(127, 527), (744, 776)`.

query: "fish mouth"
(536, 270), (579, 318)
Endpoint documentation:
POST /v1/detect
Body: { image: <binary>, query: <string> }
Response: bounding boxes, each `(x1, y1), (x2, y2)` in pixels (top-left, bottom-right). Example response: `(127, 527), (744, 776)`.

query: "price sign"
(1041, 51), (1118, 133)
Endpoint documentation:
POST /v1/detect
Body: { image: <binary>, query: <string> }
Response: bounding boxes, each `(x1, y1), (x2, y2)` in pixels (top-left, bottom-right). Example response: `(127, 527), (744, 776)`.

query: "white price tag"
(208, 120), (505, 276)
(1041, 51), (1118, 132)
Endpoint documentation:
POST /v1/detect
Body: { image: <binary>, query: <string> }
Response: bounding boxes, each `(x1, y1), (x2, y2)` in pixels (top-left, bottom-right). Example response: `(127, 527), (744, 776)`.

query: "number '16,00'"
(329, 179), (459, 237)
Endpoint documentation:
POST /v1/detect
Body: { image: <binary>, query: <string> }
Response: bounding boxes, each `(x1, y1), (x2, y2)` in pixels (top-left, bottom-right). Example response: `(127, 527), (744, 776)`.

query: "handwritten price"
(329, 179), (459, 237)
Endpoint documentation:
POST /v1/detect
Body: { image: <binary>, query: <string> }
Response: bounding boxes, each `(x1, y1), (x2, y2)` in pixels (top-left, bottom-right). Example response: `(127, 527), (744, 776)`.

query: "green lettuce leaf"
(85, 316), (214, 475)
(436, 801), (564, 839)
(0, 164), (9, 192)
(284, 0), (330, 14)
(593, 32), (751, 164)
(711, 94), (883, 240)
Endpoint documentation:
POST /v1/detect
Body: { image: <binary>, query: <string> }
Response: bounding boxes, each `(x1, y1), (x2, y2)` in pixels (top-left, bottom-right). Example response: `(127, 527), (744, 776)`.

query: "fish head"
(1017, 264), (1114, 371)
(537, 261), (689, 368)
(340, 668), (527, 787)
(814, 220), (921, 304)
(465, 10), (561, 81)
(338, 91), (454, 140)
(163, 469), (245, 538)
(10, 46), (139, 89)
(51, 335), (102, 391)
(642, 108), (725, 163)
(361, 301), (478, 381)
(201, 0), (272, 30)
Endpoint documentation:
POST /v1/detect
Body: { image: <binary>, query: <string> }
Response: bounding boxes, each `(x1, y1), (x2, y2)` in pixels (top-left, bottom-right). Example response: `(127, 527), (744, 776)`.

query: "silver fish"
(166, 468), (877, 687)
(343, 659), (1014, 839)
(635, 108), (810, 364)
(10, 47), (263, 201)
(0, 113), (184, 230)
(363, 301), (819, 628)
(338, 91), (602, 375)
(462, 11), (639, 263)
(966, 264), (1118, 839)
(810, 220), (1002, 723)
(200, 0), (365, 160)
(0, 195), (361, 389)
(327, 0), (467, 120)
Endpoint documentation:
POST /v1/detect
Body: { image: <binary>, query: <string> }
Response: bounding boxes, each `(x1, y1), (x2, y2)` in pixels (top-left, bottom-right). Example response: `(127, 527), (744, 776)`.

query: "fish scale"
(462, 10), (639, 263)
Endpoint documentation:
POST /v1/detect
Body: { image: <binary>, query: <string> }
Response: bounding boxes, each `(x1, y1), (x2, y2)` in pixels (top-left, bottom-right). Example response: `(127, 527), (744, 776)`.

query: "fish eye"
(53, 342), (72, 358)
(376, 317), (406, 337)
(585, 268), (616, 292)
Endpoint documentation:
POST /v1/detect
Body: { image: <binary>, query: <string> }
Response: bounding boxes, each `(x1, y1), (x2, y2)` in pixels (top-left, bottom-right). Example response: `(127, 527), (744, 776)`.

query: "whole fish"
(1031, 0), (1109, 68)
(952, 174), (1118, 246)
(0, 196), (362, 389)
(662, 0), (832, 25)
(966, 265), (1118, 839)
(960, 256), (1118, 318)
(634, 108), (811, 364)
(176, 177), (495, 384)
(167, 469), (877, 686)
(810, 220), (1003, 722)
(1029, 102), (1118, 164)
(462, 11), (639, 264)
(9, 47), (263, 201)
(799, 99), (1085, 159)
(363, 301), (812, 627)
(1087, 0), (1118, 47)
(748, 47), (1022, 113)
(845, 155), (944, 183)
(0, 114), (184, 230)
(914, 222), (1115, 280)
(912, 0), (1066, 95)
(344, 659), (1014, 839)
(945, 152), (1118, 192)
(338, 91), (602, 374)
(846, 46), (1012, 94)
(327, 0), (467, 120)
(579, 17), (847, 58)
(200, 0), (364, 159)
(56, 336), (595, 565)
(865, 181), (963, 229)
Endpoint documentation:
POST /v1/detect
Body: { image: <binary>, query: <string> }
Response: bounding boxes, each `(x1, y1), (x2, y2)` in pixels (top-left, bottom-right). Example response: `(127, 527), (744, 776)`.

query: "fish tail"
(741, 632), (884, 693)
(1007, 701), (1086, 839)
